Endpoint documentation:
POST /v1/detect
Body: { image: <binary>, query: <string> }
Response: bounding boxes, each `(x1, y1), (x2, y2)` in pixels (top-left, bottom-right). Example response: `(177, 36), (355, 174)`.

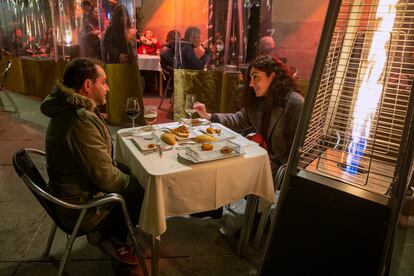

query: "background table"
(138, 54), (163, 96)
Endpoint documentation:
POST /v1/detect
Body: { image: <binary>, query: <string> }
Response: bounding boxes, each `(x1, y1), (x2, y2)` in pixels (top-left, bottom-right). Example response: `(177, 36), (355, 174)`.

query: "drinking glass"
(125, 97), (140, 133)
(144, 105), (157, 130)
(185, 94), (197, 128)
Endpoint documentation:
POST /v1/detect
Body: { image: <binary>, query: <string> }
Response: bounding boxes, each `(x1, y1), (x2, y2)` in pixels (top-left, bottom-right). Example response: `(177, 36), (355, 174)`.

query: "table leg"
(237, 195), (259, 255)
(151, 235), (159, 276)
(159, 71), (163, 97)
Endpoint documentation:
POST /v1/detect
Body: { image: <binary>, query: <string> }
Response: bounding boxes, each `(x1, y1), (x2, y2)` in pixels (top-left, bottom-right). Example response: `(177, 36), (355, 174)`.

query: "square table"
(138, 54), (163, 97)
(115, 122), (275, 275)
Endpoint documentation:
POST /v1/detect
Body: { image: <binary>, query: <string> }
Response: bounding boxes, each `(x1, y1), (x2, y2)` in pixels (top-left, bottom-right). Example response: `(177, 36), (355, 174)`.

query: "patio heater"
(259, 0), (414, 275)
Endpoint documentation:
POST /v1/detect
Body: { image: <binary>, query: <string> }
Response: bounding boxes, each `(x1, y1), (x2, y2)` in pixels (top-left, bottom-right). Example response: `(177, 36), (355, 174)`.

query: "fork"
(156, 142), (162, 157)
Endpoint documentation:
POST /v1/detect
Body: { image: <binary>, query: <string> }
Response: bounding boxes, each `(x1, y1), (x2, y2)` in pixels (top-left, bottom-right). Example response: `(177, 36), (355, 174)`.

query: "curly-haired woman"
(194, 55), (304, 178)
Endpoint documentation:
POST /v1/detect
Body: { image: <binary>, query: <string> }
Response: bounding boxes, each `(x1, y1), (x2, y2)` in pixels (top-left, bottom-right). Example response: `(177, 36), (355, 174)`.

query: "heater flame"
(64, 33), (72, 45)
(345, 0), (397, 174)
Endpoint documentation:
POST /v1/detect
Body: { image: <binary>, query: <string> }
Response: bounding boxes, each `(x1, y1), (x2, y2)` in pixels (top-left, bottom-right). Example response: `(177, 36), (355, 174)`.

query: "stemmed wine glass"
(144, 105), (157, 130)
(185, 94), (197, 128)
(125, 97), (141, 134)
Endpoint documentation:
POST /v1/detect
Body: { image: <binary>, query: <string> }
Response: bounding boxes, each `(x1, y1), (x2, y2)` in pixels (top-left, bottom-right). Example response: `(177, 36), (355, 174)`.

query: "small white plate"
(131, 136), (157, 152)
(177, 140), (243, 163)
(195, 125), (235, 141)
(178, 118), (210, 126)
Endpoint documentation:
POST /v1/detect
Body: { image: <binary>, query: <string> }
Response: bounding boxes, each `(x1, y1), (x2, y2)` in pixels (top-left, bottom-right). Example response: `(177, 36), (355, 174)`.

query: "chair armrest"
(52, 193), (126, 210)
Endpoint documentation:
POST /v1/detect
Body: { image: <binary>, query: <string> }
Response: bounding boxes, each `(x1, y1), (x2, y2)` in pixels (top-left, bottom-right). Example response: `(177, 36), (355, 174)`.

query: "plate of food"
(177, 140), (243, 163)
(130, 135), (158, 154)
(195, 124), (235, 141)
(178, 118), (210, 126)
(164, 124), (200, 140)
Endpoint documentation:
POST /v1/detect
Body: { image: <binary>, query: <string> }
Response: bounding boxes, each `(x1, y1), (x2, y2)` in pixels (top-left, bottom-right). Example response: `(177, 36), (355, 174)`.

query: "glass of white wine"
(144, 105), (157, 130)
(185, 94), (197, 128)
(125, 97), (141, 134)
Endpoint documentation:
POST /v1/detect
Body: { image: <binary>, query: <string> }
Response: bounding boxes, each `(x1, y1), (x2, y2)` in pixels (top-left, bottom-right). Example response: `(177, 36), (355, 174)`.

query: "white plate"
(195, 125), (235, 141)
(162, 126), (199, 141)
(131, 136), (158, 153)
(178, 118), (210, 126)
(177, 140), (243, 163)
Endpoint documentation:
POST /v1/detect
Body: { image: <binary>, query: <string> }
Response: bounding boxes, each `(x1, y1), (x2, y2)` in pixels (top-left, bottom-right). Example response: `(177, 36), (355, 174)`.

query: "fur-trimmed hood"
(41, 82), (96, 118)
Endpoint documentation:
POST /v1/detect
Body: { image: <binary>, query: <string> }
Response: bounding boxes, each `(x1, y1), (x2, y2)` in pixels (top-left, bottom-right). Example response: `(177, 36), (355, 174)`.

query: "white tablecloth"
(138, 54), (161, 71)
(115, 122), (275, 237)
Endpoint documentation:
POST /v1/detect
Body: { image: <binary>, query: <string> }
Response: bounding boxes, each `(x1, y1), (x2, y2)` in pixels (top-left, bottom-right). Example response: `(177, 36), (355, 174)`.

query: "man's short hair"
(259, 36), (276, 53)
(184, 27), (200, 42)
(62, 58), (103, 92)
(166, 29), (181, 42)
(82, 0), (91, 10)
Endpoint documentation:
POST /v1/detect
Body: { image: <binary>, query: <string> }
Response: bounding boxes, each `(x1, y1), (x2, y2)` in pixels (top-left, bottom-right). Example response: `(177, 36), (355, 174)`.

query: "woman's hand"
(193, 102), (211, 120)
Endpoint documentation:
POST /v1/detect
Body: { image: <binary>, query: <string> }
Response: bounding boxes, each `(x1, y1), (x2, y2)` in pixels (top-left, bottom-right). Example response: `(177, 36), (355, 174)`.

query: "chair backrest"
(12, 148), (75, 234)
(1, 60), (11, 88)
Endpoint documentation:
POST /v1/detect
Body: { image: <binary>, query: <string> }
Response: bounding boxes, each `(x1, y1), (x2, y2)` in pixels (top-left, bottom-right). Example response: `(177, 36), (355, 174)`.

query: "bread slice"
(161, 133), (176, 145)
(192, 134), (218, 143)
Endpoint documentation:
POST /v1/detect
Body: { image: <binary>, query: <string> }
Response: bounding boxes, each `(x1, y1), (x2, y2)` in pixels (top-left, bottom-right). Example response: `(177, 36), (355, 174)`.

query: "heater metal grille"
(299, 0), (414, 196)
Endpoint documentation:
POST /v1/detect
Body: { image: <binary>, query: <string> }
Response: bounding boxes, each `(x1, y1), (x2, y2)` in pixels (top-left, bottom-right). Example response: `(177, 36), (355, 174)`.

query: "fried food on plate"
(201, 143), (213, 151)
(220, 145), (233, 154)
(206, 127), (221, 134)
(171, 125), (189, 138)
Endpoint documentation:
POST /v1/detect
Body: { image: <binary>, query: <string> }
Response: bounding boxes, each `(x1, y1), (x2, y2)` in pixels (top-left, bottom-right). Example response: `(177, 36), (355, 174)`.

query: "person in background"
(209, 32), (225, 67)
(258, 36), (287, 64)
(11, 28), (28, 56)
(40, 58), (145, 266)
(38, 31), (51, 54)
(160, 29), (181, 69)
(258, 36), (277, 56)
(194, 55), (304, 179)
(81, 2), (101, 58)
(179, 26), (210, 70)
(103, 4), (137, 63)
(81, 1), (93, 31)
(137, 29), (160, 55)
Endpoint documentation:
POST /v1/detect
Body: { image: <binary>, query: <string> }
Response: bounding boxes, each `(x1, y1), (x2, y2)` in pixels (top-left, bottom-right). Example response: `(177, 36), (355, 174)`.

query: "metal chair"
(158, 66), (174, 113)
(253, 163), (286, 249)
(0, 59), (19, 115)
(12, 148), (149, 276)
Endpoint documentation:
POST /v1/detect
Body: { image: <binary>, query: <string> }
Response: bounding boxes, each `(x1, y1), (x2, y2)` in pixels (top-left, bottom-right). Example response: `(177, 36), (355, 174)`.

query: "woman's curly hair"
(242, 55), (299, 110)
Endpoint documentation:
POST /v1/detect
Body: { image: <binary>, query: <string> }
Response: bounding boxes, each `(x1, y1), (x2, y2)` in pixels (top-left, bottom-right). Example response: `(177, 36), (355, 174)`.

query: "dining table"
(115, 121), (275, 275)
(137, 54), (163, 97)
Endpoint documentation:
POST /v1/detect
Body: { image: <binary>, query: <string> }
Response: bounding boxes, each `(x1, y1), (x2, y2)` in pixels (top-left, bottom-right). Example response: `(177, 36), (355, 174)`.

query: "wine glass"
(185, 94), (197, 128)
(144, 105), (157, 130)
(125, 97), (140, 134)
